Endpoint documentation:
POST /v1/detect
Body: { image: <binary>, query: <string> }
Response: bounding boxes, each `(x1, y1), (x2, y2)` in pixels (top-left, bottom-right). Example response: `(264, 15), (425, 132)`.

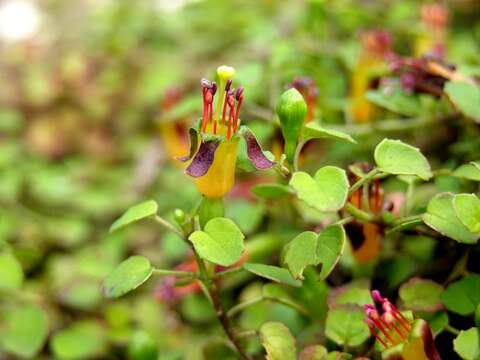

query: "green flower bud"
(276, 88), (307, 163)
(173, 208), (186, 225)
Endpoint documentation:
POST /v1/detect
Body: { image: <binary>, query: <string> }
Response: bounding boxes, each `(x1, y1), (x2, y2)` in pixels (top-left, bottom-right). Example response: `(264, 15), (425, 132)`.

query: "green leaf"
(283, 231), (318, 280)
(317, 225), (346, 281)
(243, 263), (302, 287)
(260, 321), (296, 360)
(299, 345), (328, 360)
(423, 193), (480, 244)
(428, 311), (449, 336)
(367, 88), (421, 117)
(198, 197), (224, 229)
(445, 81), (480, 122)
(325, 305), (370, 346)
(251, 183), (292, 199)
(0, 304), (48, 358)
(374, 139), (432, 180)
(226, 200), (265, 234)
(50, 321), (106, 360)
(301, 123), (356, 144)
(453, 328), (480, 360)
(0, 252), (23, 291)
(442, 274), (480, 315)
(109, 200), (158, 233)
(188, 217), (245, 266)
(328, 279), (373, 307)
(453, 162), (480, 181)
(454, 194), (480, 233)
(399, 277), (443, 312)
(290, 166), (349, 212)
(103, 256), (153, 298)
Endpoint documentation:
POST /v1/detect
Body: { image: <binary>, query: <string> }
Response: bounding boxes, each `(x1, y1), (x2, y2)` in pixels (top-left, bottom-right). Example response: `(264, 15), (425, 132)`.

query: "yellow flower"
(179, 66), (275, 199)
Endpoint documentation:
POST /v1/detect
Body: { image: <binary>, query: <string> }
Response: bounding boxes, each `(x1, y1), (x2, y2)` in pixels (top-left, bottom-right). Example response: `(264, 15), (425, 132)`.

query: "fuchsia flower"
(364, 290), (441, 360)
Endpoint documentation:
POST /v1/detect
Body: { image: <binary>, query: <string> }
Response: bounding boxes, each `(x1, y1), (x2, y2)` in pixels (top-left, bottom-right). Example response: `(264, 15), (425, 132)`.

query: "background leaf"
(260, 321), (296, 360)
(301, 123), (356, 143)
(399, 277), (443, 312)
(0, 304), (49, 358)
(325, 305), (370, 346)
(453, 328), (480, 360)
(0, 252), (24, 291)
(442, 274), (480, 315)
(283, 231), (318, 280)
(445, 81), (480, 122)
(251, 183), (292, 199)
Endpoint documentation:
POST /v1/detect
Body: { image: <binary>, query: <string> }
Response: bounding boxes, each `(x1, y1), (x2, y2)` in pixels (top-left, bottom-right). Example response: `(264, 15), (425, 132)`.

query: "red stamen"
(227, 108), (234, 139)
(221, 93), (228, 125)
(233, 96), (243, 133)
(213, 120), (217, 134)
(372, 318), (395, 344)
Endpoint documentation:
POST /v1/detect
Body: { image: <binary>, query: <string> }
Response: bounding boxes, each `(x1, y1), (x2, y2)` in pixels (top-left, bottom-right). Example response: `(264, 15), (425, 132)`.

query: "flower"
(345, 163), (384, 263)
(158, 87), (190, 159)
(350, 30), (392, 123)
(364, 290), (441, 360)
(179, 66), (275, 198)
(415, 3), (449, 58)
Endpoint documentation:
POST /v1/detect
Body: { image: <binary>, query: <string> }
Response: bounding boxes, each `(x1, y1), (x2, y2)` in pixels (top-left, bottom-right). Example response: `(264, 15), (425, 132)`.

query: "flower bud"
(276, 88), (307, 163)
(173, 208), (186, 225)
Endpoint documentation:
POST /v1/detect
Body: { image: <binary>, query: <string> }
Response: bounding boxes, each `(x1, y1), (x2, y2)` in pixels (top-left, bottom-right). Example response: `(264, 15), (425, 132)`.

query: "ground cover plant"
(1, 0), (480, 359)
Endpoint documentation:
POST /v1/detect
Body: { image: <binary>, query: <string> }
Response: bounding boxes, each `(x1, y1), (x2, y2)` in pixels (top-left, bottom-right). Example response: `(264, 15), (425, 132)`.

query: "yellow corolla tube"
(350, 30), (391, 123)
(179, 65), (275, 199)
(193, 137), (239, 198)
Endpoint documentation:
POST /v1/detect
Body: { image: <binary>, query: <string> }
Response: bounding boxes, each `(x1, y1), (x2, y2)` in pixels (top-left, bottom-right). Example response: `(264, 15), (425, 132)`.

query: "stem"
(348, 168), (380, 196)
(152, 269), (196, 278)
(192, 250), (251, 360)
(445, 324), (460, 336)
(344, 203), (377, 223)
(385, 218), (424, 235)
(153, 215), (184, 238)
(293, 139), (306, 172)
(227, 297), (263, 317)
(333, 216), (354, 226)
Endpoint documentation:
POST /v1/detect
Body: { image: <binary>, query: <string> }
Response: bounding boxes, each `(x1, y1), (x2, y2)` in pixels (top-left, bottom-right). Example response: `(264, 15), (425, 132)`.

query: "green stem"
(152, 269), (196, 278)
(333, 216), (354, 226)
(445, 324), (460, 336)
(385, 218), (424, 235)
(153, 215), (184, 238)
(227, 297), (264, 317)
(192, 248), (251, 360)
(344, 203), (377, 223)
(348, 168), (380, 196)
(293, 139), (306, 172)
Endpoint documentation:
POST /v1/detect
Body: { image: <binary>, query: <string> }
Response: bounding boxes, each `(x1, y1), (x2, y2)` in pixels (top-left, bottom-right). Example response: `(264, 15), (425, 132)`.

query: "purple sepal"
(177, 127), (199, 162)
(242, 128), (275, 170)
(185, 140), (219, 177)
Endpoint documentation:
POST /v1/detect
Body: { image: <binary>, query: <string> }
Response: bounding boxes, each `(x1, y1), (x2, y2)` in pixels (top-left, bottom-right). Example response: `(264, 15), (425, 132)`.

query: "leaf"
(260, 321), (296, 360)
(374, 139), (432, 180)
(453, 162), (480, 181)
(423, 193), (480, 244)
(283, 231), (318, 280)
(109, 200), (158, 233)
(399, 277), (444, 312)
(445, 81), (480, 122)
(453, 328), (480, 360)
(325, 305), (370, 346)
(316, 225), (346, 281)
(301, 123), (356, 144)
(251, 183), (292, 199)
(243, 263), (302, 287)
(454, 194), (480, 233)
(103, 256), (153, 298)
(328, 279), (373, 308)
(367, 88), (421, 117)
(299, 345), (328, 360)
(50, 321), (106, 360)
(441, 274), (480, 315)
(0, 252), (23, 291)
(290, 166), (349, 212)
(0, 304), (48, 358)
(188, 217), (245, 266)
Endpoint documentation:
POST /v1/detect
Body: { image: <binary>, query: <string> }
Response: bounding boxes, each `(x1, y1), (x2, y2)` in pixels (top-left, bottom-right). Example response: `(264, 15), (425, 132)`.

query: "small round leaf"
(0, 252), (23, 291)
(453, 194), (480, 233)
(260, 321), (296, 360)
(110, 200), (158, 233)
(243, 263), (301, 287)
(103, 256), (153, 298)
